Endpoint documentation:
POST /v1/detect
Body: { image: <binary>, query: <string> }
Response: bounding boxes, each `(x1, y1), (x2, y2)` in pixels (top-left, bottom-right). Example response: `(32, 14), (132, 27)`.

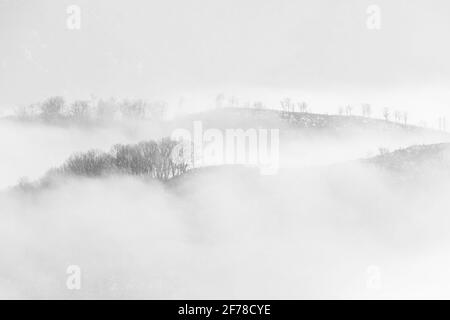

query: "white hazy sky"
(0, 0), (450, 124)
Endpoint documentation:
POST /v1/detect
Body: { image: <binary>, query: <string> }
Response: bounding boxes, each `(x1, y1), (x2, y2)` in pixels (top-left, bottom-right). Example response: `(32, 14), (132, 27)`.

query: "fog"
(2, 110), (448, 189)
(1, 136), (450, 298)
(2, 0), (450, 123)
(1, 0), (450, 300)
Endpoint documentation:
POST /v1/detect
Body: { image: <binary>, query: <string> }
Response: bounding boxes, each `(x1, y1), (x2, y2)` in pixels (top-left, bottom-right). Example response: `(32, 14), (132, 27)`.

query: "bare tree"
(155, 138), (182, 180)
(120, 99), (146, 120)
(403, 112), (408, 125)
(41, 96), (65, 121)
(15, 104), (38, 120)
(345, 105), (353, 116)
(177, 96), (185, 112)
(96, 98), (118, 122)
(383, 108), (390, 121)
(69, 100), (90, 122)
(297, 101), (308, 113)
(280, 98), (292, 113)
(62, 150), (114, 177)
(215, 93), (225, 109)
(361, 104), (371, 117)
(378, 147), (390, 156)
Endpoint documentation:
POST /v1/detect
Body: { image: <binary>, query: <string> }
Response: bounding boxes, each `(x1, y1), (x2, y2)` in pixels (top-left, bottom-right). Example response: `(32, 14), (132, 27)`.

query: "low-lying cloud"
(1, 160), (450, 299)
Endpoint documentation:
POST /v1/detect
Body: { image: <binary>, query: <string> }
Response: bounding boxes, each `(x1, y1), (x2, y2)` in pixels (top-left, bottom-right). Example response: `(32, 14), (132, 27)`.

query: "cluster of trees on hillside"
(51, 138), (190, 181)
(15, 96), (168, 123)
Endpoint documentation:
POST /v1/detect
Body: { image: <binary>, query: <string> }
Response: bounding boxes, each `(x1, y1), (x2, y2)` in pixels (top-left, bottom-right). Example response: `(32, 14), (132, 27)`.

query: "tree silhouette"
(41, 96), (65, 121)
(383, 108), (390, 121)
(57, 139), (189, 181)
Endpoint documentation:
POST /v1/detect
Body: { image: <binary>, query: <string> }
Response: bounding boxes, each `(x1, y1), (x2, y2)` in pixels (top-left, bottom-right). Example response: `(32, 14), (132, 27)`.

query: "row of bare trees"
(215, 94), (309, 113)
(216, 93), (448, 131)
(215, 94), (269, 110)
(215, 94), (416, 126)
(16, 96), (167, 123)
(337, 104), (409, 124)
(280, 98), (308, 114)
(55, 138), (189, 181)
(382, 108), (408, 124)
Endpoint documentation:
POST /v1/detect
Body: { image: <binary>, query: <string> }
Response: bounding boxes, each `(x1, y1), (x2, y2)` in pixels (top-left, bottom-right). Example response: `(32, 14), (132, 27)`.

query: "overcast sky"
(1, 0), (449, 124)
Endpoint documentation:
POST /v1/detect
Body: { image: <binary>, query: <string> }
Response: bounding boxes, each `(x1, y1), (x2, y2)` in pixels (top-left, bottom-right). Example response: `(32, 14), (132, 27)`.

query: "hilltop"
(174, 107), (448, 136)
(364, 143), (450, 176)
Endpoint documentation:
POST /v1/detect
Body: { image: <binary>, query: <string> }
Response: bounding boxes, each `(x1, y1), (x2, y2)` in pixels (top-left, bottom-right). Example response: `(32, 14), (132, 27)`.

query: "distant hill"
(173, 107), (449, 136)
(364, 143), (450, 175)
(7, 107), (450, 191)
(167, 142), (450, 190)
(170, 108), (450, 150)
(169, 108), (450, 168)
